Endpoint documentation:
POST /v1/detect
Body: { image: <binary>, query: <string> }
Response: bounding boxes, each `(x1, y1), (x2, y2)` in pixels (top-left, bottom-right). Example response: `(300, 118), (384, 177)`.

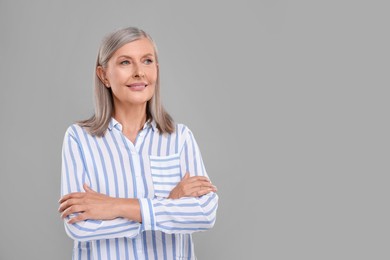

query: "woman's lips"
(127, 83), (147, 91)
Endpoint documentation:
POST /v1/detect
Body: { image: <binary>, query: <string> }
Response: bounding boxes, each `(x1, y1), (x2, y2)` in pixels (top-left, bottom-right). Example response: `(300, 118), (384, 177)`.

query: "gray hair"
(79, 27), (174, 136)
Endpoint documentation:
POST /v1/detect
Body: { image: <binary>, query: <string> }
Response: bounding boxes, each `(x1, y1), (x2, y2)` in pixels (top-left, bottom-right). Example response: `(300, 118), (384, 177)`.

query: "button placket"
(133, 129), (147, 197)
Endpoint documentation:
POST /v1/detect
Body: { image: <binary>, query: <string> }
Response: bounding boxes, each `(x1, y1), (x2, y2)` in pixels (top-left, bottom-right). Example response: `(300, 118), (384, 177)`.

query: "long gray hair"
(79, 27), (174, 136)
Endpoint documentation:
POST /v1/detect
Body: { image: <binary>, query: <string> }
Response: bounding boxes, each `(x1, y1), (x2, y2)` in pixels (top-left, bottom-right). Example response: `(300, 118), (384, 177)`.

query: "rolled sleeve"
(139, 198), (156, 231)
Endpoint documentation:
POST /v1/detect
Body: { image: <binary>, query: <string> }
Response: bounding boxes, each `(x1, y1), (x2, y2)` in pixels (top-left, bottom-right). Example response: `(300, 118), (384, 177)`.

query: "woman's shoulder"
(173, 122), (193, 136)
(173, 122), (199, 142)
(64, 123), (89, 138)
(175, 122), (187, 132)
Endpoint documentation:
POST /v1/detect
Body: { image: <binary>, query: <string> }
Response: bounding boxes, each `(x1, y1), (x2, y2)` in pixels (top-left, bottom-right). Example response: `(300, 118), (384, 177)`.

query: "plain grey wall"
(0, 0), (388, 259)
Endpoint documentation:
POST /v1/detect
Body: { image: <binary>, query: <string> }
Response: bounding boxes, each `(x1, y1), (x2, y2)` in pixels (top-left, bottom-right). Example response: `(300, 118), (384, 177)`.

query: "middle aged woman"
(58, 27), (218, 259)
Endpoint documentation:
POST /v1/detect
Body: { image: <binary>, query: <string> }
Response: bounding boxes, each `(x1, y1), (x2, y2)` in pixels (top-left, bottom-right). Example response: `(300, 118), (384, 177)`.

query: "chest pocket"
(149, 153), (182, 198)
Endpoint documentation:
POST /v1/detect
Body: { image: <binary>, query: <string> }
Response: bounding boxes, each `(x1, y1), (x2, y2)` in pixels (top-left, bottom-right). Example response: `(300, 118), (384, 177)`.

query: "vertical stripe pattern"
(61, 118), (218, 259)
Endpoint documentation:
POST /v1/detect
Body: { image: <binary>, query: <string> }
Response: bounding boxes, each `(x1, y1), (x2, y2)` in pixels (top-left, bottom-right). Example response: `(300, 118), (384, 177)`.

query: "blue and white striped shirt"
(61, 118), (218, 259)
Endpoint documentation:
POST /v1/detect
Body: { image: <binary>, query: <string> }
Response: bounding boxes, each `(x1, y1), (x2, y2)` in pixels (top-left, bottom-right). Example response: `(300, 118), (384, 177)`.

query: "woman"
(58, 27), (218, 259)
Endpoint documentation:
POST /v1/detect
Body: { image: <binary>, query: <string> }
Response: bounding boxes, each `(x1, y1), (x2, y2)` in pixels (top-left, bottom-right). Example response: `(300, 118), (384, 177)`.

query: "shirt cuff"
(138, 198), (156, 232)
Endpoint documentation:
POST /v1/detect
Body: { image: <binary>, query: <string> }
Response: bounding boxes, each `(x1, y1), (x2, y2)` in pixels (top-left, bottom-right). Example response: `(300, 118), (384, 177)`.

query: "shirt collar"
(107, 117), (158, 132)
(107, 117), (120, 131)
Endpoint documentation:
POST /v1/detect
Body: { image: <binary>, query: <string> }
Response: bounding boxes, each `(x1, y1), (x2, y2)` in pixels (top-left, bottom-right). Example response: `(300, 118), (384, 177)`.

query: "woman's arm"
(59, 183), (142, 224)
(60, 125), (218, 236)
(60, 126), (142, 242)
(139, 127), (219, 234)
(59, 173), (216, 224)
(61, 180), (218, 235)
(139, 191), (218, 234)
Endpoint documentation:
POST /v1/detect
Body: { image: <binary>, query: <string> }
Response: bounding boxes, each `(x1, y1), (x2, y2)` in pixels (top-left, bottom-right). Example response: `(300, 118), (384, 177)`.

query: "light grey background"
(0, 0), (388, 259)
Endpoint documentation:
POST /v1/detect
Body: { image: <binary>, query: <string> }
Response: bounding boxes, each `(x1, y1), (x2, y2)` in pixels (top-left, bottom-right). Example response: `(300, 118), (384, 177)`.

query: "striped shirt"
(61, 117), (218, 259)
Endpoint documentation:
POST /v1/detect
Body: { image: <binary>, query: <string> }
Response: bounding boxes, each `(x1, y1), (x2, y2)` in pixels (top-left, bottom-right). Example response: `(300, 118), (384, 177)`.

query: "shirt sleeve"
(61, 126), (141, 242)
(138, 127), (219, 234)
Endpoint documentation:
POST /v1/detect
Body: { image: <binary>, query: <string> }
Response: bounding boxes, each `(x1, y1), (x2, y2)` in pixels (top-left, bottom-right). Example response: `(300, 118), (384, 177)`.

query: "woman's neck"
(112, 103), (148, 143)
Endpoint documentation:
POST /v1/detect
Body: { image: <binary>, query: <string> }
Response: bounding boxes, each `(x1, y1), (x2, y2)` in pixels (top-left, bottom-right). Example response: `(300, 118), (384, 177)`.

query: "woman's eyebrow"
(142, 53), (155, 57)
(117, 53), (155, 59)
(117, 55), (133, 59)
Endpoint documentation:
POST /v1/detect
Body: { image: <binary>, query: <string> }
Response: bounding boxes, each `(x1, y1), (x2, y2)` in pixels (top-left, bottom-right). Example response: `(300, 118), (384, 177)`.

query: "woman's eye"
(144, 59), (153, 65)
(120, 60), (130, 65)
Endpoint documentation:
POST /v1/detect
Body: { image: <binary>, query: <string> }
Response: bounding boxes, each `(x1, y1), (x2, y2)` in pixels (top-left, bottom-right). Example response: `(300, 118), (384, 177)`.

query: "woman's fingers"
(58, 184), (97, 213)
(67, 213), (88, 224)
(168, 173), (217, 199)
(61, 204), (85, 219)
(58, 198), (79, 213)
(58, 186), (120, 222)
(185, 184), (217, 196)
(183, 179), (216, 191)
(58, 192), (84, 204)
(58, 184), (94, 204)
(59, 196), (88, 215)
(58, 189), (91, 213)
(83, 183), (97, 193)
(186, 176), (211, 183)
(191, 188), (217, 197)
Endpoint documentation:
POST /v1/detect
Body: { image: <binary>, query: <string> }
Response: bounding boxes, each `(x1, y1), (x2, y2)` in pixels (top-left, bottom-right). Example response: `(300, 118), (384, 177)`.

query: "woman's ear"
(96, 66), (110, 88)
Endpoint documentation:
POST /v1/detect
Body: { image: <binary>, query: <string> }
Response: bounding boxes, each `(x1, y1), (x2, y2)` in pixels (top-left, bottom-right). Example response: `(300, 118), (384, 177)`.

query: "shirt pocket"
(149, 153), (182, 198)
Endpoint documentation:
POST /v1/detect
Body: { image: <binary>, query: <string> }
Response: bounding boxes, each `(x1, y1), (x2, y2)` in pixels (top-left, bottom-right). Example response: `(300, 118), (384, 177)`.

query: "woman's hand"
(168, 172), (217, 199)
(58, 184), (141, 224)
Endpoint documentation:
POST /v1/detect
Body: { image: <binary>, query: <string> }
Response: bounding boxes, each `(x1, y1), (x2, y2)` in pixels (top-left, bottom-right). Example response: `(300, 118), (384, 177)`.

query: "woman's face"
(99, 37), (158, 109)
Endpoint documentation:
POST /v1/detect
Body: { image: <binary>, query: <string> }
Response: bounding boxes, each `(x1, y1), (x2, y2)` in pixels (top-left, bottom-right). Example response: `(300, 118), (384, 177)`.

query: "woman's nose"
(133, 63), (145, 78)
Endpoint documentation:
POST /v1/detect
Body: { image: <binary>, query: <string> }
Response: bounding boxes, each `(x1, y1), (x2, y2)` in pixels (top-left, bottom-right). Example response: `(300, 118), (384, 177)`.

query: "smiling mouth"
(127, 83), (147, 88)
(127, 83), (148, 90)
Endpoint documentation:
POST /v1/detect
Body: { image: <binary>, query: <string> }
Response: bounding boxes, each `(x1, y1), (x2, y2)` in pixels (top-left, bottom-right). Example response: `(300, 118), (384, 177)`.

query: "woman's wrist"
(115, 198), (142, 223)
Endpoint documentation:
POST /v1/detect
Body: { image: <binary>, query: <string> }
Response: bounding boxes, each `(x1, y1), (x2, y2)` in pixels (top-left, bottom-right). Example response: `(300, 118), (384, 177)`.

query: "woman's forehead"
(113, 38), (155, 58)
